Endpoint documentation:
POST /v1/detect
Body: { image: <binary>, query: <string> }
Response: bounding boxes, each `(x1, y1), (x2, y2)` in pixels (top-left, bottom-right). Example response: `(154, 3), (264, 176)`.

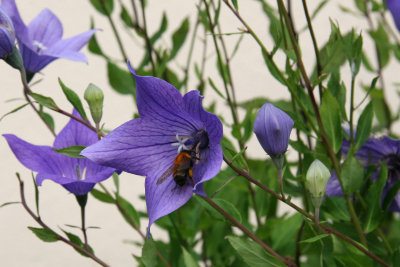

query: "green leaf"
(53, 145), (86, 158)
(88, 19), (104, 56)
(368, 22), (391, 68)
(91, 188), (115, 203)
(231, 0), (238, 10)
(62, 230), (94, 257)
(29, 92), (58, 110)
(0, 201), (20, 208)
(208, 78), (225, 99)
(120, 5), (134, 28)
(0, 102), (30, 121)
(213, 198), (242, 224)
(320, 90), (342, 153)
(150, 13), (168, 45)
(28, 227), (59, 242)
(261, 49), (285, 85)
(142, 239), (157, 267)
(300, 234), (330, 244)
(332, 235), (372, 266)
(355, 102), (373, 150)
(363, 164), (387, 233)
(170, 17), (189, 60)
(58, 78), (87, 120)
(341, 152), (364, 193)
(181, 246), (199, 267)
(40, 111), (55, 130)
(227, 236), (285, 267)
(89, 0), (114, 15)
(383, 180), (400, 211)
(117, 195), (141, 228)
(371, 89), (391, 129)
(107, 62), (136, 96)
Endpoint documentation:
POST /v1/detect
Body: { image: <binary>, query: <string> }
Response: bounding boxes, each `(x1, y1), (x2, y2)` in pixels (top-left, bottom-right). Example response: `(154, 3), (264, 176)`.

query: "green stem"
(139, 0), (156, 75)
(99, 0), (128, 62)
(201, 195), (296, 267)
(76, 194), (89, 251)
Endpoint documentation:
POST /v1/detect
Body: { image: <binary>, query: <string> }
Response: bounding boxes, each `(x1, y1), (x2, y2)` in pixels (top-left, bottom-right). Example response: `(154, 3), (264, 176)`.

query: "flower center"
(75, 165), (87, 180)
(32, 40), (47, 52)
(171, 129), (209, 154)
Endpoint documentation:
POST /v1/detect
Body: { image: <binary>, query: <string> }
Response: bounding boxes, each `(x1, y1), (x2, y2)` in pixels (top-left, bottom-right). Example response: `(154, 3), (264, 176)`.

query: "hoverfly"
(156, 150), (199, 187)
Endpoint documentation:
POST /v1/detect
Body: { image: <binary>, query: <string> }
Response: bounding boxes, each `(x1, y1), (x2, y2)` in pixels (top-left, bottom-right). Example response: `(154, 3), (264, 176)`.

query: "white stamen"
(32, 40), (47, 51)
(171, 133), (189, 154)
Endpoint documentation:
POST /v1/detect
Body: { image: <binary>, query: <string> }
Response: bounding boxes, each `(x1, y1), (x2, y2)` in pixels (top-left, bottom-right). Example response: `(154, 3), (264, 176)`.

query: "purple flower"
(387, 0), (400, 31)
(0, 0), (95, 73)
(3, 110), (116, 195)
(0, 7), (15, 58)
(81, 63), (223, 236)
(326, 135), (400, 211)
(253, 103), (294, 158)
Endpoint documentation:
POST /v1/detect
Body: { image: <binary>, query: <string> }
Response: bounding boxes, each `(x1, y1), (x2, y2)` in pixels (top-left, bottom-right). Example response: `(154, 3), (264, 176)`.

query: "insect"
(156, 151), (199, 187)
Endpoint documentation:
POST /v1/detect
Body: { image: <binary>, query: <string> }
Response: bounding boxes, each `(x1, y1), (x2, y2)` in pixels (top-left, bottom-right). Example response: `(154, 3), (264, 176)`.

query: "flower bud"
(306, 159), (331, 208)
(84, 83), (104, 124)
(253, 103), (294, 158)
(0, 8), (15, 59)
(387, 0), (400, 31)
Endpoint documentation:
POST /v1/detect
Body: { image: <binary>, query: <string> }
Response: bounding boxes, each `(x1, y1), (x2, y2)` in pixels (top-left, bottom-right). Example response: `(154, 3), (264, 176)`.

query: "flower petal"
(325, 171), (343, 197)
(128, 63), (202, 133)
(145, 168), (193, 237)
(27, 9), (63, 47)
(18, 42), (56, 73)
(193, 144), (223, 190)
(0, 0), (26, 37)
(183, 90), (223, 145)
(44, 29), (95, 62)
(63, 182), (95, 196)
(387, 0), (400, 31)
(53, 110), (97, 149)
(81, 118), (182, 176)
(3, 134), (67, 176)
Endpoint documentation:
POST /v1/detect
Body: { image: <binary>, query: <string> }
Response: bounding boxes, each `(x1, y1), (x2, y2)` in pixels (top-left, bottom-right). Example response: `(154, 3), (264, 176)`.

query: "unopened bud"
(84, 83), (104, 124)
(306, 159), (330, 209)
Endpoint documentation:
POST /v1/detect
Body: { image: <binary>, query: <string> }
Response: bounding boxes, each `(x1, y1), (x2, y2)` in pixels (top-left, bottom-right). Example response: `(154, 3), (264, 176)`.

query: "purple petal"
(54, 110), (97, 149)
(0, 26), (14, 57)
(44, 29), (95, 62)
(128, 63), (202, 133)
(27, 9), (62, 47)
(18, 42), (56, 73)
(325, 171), (343, 197)
(387, 0), (400, 31)
(145, 168), (193, 237)
(351, 136), (400, 166)
(0, 0), (26, 37)
(183, 90), (223, 145)
(253, 103), (294, 157)
(63, 182), (95, 196)
(193, 145), (223, 190)
(81, 118), (181, 176)
(3, 134), (67, 176)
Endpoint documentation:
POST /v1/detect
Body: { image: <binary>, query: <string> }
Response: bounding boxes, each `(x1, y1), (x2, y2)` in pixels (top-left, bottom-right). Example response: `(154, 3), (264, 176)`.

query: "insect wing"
(156, 164), (175, 185)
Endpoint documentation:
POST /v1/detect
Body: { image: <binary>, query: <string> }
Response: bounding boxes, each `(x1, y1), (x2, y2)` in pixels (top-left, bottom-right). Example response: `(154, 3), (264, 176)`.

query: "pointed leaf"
(28, 227), (59, 242)
(59, 78), (87, 120)
(53, 145), (86, 158)
(29, 92), (58, 110)
(320, 90), (342, 152)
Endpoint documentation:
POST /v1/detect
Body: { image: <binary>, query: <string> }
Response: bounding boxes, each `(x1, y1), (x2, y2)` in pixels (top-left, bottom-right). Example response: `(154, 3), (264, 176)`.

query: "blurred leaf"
(28, 227), (58, 242)
(181, 246), (199, 267)
(90, 0), (114, 15)
(371, 89), (391, 129)
(355, 102), (373, 150)
(40, 111), (55, 131)
(117, 195), (141, 228)
(368, 22), (391, 68)
(208, 78), (225, 99)
(29, 92), (58, 110)
(53, 146), (86, 158)
(0, 102), (30, 121)
(62, 230), (94, 257)
(227, 236), (285, 267)
(261, 49), (285, 85)
(58, 78), (87, 120)
(214, 198), (242, 224)
(311, 0), (328, 19)
(0, 201), (19, 208)
(221, 137), (248, 170)
(91, 188), (115, 203)
(150, 13), (168, 45)
(142, 239), (157, 267)
(170, 17), (189, 59)
(231, 0), (238, 10)
(113, 173), (120, 194)
(320, 90), (342, 153)
(120, 5), (134, 28)
(332, 235), (372, 266)
(322, 197), (350, 221)
(88, 19), (104, 57)
(300, 234), (330, 244)
(270, 214), (302, 252)
(383, 180), (400, 211)
(341, 151), (364, 193)
(363, 164), (387, 233)
(107, 62), (136, 97)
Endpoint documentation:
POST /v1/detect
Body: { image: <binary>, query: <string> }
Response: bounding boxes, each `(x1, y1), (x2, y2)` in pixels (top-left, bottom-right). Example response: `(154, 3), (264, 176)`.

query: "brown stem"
(223, 155), (390, 267)
(17, 178), (110, 267)
(201, 195), (296, 267)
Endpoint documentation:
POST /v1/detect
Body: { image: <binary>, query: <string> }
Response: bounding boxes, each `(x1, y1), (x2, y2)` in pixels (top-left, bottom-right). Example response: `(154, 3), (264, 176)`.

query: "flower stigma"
(171, 134), (189, 154)
(74, 165), (88, 181)
(32, 40), (47, 52)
